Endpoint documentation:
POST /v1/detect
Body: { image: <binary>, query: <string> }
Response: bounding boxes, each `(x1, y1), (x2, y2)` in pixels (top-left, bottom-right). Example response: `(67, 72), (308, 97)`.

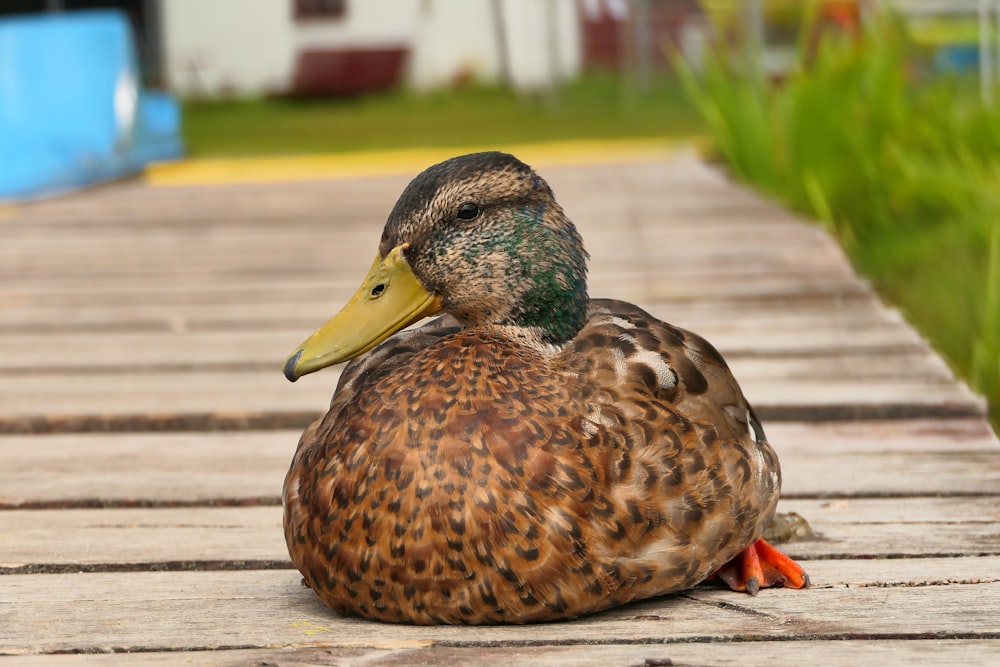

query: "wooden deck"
(2, 152), (998, 665)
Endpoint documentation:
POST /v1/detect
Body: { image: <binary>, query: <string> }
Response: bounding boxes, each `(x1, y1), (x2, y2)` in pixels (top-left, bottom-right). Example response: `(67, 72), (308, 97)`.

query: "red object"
(580, 0), (703, 72)
(820, 1), (861, 31)
(292, 47), (409, 96)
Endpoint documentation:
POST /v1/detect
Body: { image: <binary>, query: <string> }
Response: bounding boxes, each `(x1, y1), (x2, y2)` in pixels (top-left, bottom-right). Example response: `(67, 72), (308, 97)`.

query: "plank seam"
(4, 491), (998, 511)
(0, 560), (293, 576)
(1, 402), (987, 435)
(0, 497), (283, 510)
(12, 632), (1000, 657)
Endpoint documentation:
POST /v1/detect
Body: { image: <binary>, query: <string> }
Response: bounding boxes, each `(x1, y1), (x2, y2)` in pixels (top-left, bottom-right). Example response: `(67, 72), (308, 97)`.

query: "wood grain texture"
(0, 506), (288, 568)
(2, 420), (995, 506)
(2, 561), (999, 655)
(0, 363), (983, 431)
(7, 640), (1000, 667)
(0, 318), (930, 368)
(4, 498), (998, 569)
(1, 152), (998, 663)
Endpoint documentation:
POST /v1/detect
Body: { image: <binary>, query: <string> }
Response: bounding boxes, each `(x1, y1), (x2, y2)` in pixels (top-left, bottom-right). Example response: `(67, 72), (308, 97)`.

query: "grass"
(677, 13), (1000, 429)
(180, 74), (705, 157)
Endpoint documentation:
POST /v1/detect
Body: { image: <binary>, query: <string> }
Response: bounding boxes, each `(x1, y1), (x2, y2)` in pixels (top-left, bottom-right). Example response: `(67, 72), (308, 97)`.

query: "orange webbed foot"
(712, 538), (810, 596)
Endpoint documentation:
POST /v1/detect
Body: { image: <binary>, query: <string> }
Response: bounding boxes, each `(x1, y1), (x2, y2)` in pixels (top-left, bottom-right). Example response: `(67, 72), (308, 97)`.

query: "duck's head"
(284, 152), (589, 381)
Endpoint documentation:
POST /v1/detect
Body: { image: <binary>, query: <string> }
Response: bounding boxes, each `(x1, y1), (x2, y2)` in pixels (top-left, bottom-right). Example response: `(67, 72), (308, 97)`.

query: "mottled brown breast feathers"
(284, 301), (782, 624)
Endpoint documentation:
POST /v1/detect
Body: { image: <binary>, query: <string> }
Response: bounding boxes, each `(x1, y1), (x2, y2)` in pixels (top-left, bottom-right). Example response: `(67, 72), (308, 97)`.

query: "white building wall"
(502, 0), (580, 90)
(407, 0), (499, 89)
(294, 0), (418, 49)
(161, 0), (295, 97)
(408, 0), (580, 91)
(159, 0), (581, 97)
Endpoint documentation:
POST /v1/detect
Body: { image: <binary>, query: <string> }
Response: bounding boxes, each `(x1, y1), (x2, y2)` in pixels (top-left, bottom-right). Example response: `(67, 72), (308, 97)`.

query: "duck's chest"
(321, 332), (596, 495)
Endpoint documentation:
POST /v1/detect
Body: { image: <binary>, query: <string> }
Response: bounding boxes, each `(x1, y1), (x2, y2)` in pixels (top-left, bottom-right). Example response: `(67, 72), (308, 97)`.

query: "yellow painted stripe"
(144, 138), (696, 187)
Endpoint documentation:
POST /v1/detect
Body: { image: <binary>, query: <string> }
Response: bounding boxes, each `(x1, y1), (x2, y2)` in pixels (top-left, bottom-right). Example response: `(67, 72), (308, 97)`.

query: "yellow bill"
(283, 244), (442, 381)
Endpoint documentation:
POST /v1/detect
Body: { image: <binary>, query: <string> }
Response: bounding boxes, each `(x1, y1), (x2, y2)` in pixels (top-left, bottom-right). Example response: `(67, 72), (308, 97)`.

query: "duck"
(282, 151), (808, 625)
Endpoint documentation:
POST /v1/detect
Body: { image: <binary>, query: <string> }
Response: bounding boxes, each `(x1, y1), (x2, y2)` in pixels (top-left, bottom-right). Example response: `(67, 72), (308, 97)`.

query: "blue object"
(0, 10), (183, 201)
(934, 44), (980, 74)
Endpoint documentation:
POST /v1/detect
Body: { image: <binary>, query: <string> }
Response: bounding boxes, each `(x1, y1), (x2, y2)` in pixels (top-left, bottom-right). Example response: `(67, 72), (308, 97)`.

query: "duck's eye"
(456, 202), (480, 220)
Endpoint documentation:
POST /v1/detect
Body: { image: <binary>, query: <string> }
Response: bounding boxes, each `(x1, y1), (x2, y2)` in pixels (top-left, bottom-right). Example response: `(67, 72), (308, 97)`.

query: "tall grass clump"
(677, 12), (1000, 429)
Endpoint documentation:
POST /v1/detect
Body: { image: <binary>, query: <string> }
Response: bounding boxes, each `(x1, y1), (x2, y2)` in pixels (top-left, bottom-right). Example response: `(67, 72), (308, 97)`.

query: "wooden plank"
(8, 640), (1000, 667)
(1, 234), (841, 280)
(0, 296), (900, 333)
(0, 325), (934, 371)
(7, 158), (744, 228)
(774, 419), (1000, 496)
(4, 497), (999, 569)
(0, 302), (909, 366)
(3, 177), (409, 226)
(0, 340), (984, 428)
(0, 569), (780, 654)
(0, 223), (839, 267)
(0, 225), (838, 270)
(778, 497), (1000, 559)
(0, 264), (879, 315)
(0, 179), (802, 231)
(0, 369), (333, 421)
(0, 369), (981, 429)
(0, 507), (288, 569)
(800, 556), (1000, 588)
(2, 419), (995, 505)
(2, 211), (839, 246)
(0, 431), (295, 506)
(2, 205), (826, 251)
(0, 167), (812, 261)
(685, 577), (1000, 637)
(1, 272), (873, 312)
(2, 153), (996, 664)
(7, 263), (858, 309)
(2, 562), (999, 655)
(0, 322), (927, 365)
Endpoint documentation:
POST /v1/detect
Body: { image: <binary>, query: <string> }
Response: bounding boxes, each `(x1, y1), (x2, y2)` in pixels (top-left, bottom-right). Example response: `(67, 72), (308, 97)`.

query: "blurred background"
(1, 0), (997, 427)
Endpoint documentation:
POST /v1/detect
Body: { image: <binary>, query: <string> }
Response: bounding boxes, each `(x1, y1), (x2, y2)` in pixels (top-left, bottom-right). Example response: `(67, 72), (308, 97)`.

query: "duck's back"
(557, 299), (781, 596)
(283, 300), (781, 624)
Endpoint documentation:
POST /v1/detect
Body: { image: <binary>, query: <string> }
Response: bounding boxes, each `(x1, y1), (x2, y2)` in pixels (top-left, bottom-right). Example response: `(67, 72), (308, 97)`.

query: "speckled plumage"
(283, 152), (807, 625)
